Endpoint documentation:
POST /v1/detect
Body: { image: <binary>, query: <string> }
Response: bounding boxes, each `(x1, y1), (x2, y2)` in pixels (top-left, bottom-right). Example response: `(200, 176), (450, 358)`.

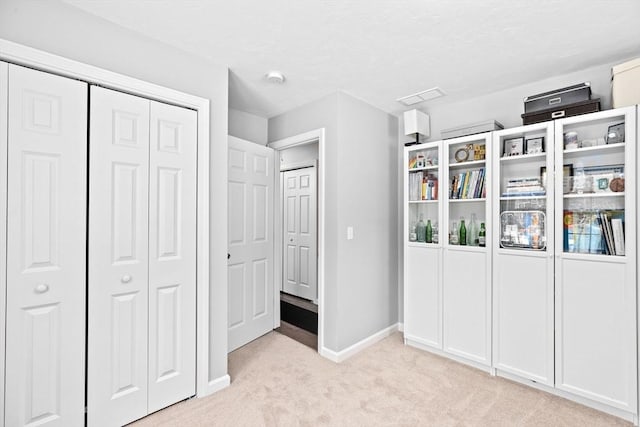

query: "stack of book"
(409, 172), (423, 201)
(450, 168), (486, 199)
(563, 210), (625, 255)
(501, 177), (545, 197)
(409, 172), (438, 201)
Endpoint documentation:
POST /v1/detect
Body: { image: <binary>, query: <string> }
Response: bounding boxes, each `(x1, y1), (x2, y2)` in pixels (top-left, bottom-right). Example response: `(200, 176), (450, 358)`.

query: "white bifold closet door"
(87, 86), (196, 426)
(4, 64), (88, 426)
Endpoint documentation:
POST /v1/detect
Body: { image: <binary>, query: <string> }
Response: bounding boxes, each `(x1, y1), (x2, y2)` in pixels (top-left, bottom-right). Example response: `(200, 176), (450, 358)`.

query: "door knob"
(289, 238), (294, 242)
(34, 283), (49, 294)
(121, 275), (132, 284)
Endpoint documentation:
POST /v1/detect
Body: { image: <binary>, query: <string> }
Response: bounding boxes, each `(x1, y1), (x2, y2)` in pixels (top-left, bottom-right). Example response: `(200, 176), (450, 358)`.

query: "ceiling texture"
(62, 0), (640, 118)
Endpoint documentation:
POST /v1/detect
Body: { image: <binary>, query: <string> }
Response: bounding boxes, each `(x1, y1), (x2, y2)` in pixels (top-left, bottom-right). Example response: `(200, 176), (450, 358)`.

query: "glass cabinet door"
(555, 108), (634, 257)
(406, 141), (441, 246)
(495, 124), (553, 251)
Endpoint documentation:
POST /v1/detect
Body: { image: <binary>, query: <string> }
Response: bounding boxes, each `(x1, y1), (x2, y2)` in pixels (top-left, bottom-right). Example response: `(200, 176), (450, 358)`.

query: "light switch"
(347, 226), (354, 240)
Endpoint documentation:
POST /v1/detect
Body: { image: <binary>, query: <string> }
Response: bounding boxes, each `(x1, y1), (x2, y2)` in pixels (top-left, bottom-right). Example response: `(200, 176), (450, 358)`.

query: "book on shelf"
(449, 168), (485, 200)
(563, 209), (624, 255)
(409, 171), (438, 201)
(502, 176), (545, 197)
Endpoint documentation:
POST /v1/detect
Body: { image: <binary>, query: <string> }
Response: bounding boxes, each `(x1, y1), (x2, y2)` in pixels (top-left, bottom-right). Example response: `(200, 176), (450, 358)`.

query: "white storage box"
(441, 119), (503, 140)
(612, 58), (640, 108)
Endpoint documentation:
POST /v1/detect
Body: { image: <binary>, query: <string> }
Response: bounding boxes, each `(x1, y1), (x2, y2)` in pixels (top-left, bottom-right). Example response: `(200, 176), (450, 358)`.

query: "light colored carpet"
(132, 331), (629, 426)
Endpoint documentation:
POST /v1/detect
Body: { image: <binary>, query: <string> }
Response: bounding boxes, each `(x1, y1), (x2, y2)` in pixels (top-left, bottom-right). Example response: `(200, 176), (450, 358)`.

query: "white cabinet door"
(556, 260), (636, 410)
(282, 167), (317, 300)
(404, 246), (442, 348)
(442, 249), (490, 366)
(493, 252), (554, 384)
(227, 136), (275, 352)
(0, 61), (7, 427)
(5, 64), (87, 427)
(148, 101), (197, 412)
(88, 87), (150, 427)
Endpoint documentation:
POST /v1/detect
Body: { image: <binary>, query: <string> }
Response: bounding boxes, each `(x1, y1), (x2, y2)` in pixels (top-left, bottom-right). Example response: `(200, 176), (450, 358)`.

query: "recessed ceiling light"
(265, 71), (285, 84)
(397, 87), (446, 106)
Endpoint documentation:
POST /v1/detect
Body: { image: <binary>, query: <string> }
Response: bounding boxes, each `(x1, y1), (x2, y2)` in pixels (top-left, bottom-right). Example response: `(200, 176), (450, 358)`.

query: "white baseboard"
(397, 322), (404, 332)
(497, 370), (636, 424)
(320, 323), (399, 363)
(197, 374), (230, 398)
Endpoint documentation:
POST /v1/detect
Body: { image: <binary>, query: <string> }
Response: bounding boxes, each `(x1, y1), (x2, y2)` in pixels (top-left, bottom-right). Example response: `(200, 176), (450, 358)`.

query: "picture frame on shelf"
(454, 145), (471, 162)
(605, 122), (625, 144)
(525, 137), (544, 154)
(540, 164), (573, 194)
(503, 137), (524, 157)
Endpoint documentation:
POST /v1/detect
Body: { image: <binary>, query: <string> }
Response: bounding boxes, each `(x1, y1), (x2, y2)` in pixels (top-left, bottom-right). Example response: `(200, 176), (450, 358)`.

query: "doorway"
(277, 152), (318, 349)
(227, 129), (326, 355)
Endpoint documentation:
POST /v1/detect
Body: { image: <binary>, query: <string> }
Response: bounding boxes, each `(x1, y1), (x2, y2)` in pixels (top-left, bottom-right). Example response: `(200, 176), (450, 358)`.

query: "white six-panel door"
(148, 101), (197, 413)
(5, 64), (88, 427)
(88, 86), (197, 426)
(227, 136), (275, 352)
(88, 86), (150, 426)
(282, 167), (317, 301)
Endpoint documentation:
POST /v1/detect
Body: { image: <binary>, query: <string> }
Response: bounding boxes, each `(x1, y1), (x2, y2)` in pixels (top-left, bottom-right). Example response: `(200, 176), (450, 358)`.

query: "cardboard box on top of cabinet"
(612, 57), (640, 108)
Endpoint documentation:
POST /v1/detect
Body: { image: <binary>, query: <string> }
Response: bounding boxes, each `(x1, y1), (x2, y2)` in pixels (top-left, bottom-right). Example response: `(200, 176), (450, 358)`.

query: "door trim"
(0, 39), (221, 398)
(0, 61), (7, 426)
(269, 129), (326, 357)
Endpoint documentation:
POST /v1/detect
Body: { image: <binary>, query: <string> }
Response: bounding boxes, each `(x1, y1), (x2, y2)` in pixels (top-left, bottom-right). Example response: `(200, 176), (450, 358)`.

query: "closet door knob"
(35, 283), (50, 294)
(121, 275), (132, 284)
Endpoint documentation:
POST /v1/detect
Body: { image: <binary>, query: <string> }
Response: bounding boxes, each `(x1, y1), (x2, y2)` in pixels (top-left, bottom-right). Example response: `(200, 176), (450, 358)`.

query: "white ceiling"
(62, 0), (640, 118)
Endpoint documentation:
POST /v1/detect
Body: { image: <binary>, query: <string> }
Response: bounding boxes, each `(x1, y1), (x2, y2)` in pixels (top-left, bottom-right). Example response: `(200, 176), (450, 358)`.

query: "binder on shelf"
(564, 210), (625, 255)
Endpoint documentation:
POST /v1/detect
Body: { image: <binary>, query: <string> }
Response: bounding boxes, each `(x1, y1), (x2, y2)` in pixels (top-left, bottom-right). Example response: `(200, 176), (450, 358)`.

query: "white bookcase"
(442, 133), (492, 369)
(491, 122), (555, 386)
(403, 133), (492, 371)
(554, 107), (637, 413)
(403, 105), (639, 422)
(403, 141), (443, 348)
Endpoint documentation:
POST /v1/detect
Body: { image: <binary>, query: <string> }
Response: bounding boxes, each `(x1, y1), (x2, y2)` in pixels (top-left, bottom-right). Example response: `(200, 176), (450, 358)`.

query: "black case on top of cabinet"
(521, 99), (600, 125)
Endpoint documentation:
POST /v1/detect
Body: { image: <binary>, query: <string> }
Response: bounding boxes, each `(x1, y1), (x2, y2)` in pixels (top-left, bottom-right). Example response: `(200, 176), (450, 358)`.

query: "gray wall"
(269, 93), (340, 350)
(269, 92), (399, 352)
(279, 142), (319, 171)
(229, 108), (268, 145)
(0, 0), (230, 383)
(396, 59), (631, 321)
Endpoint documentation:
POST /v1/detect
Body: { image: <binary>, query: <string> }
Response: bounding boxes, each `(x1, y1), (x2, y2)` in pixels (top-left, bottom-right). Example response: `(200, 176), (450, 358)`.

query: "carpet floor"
(132, 331), (629, 426)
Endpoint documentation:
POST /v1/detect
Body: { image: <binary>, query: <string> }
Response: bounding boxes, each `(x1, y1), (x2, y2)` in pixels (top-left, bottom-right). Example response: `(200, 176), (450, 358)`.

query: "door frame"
(0, 61), (7, 425)
(269, 129), (326, 355)
(0, 39), (222, 398)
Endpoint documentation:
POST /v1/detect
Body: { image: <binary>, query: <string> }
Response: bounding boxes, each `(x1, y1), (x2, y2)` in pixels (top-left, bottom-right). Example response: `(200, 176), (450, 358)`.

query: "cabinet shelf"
(407, 242), (441, 248)
(496, 248), (548, 258)
(448, 159), (485, 169)
(409, 165), (439, 172)
(449, 197), (486, 203)
(563, 192), (624, 199)
(409, 199), (439, 204)
(445, 245), (487, 253)
(560, 252), (627, 264)
(499, 152), (546, 163)
(563, 142), (625, 157)
(500, 195), (546, 201)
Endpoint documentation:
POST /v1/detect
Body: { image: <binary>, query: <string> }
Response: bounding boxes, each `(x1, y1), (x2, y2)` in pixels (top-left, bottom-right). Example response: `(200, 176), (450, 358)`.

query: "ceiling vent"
(396, 87), (446, 106)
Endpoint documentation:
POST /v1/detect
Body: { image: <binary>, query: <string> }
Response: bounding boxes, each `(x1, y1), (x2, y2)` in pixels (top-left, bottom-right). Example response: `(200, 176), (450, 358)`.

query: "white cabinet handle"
(121, 275), (132, 284)
(35, 283), (49, 294)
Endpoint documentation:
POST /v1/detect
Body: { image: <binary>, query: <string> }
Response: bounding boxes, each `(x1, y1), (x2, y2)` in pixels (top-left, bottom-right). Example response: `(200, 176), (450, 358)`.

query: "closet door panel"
(148, 101), (197, 412)
(5, 65), (87, 427)
(0, 61), (7, 427)
(88, 86), (150, 427)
